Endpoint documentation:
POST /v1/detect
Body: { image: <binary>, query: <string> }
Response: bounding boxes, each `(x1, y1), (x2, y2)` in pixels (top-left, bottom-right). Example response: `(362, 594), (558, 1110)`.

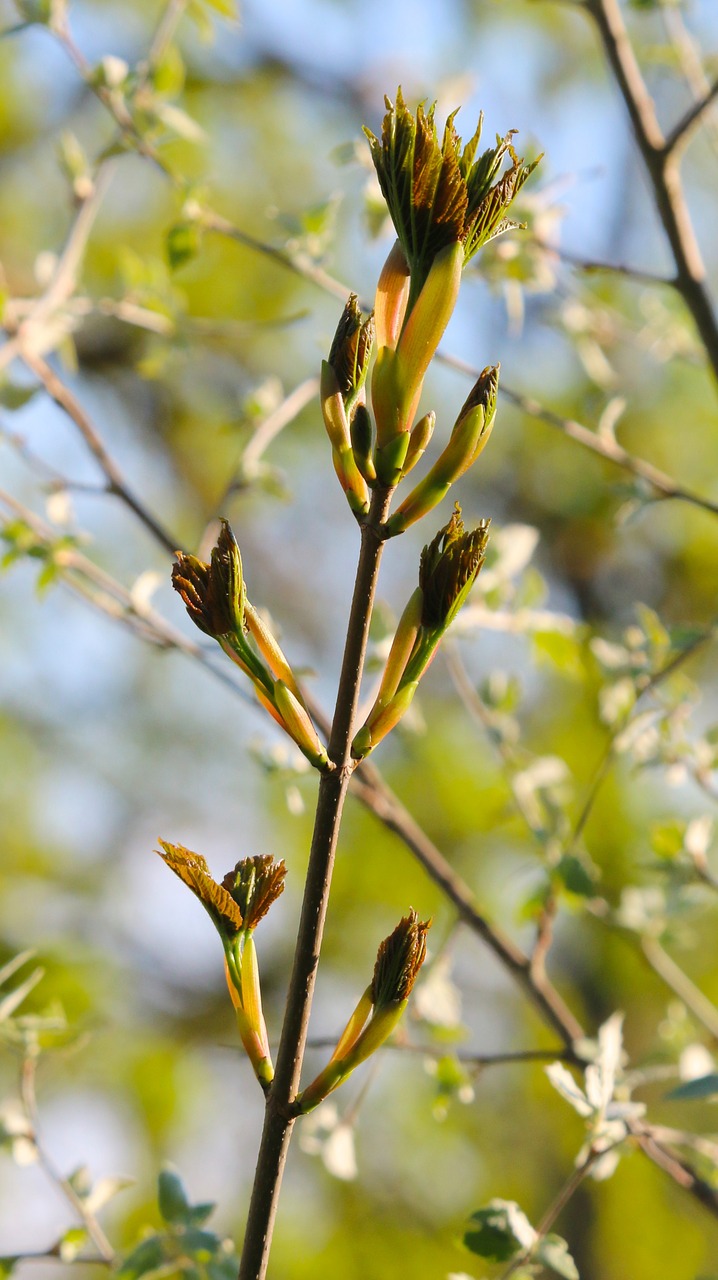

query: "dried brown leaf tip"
(371, 909), (431, 1007)
(419, 504), (490, 631)
(157, 840), (243, 937)
(221, 855), (287, 931)
(172, 519), (244, 638)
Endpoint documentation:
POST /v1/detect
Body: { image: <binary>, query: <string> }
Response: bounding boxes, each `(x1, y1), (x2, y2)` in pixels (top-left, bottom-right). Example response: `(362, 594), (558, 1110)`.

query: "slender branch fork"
(583, 0), (718, 386)
(238, 486), (393, 1280)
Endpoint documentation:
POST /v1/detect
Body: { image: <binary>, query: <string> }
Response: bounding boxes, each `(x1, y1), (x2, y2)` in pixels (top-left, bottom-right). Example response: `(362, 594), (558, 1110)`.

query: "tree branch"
(439, 351), (718, 520)
(584, 0), (718, 385)
(21, 352), (181, 556)
(20, 1057), (115, 1264)
(664, 79), (718, 158)
(348, 763), (586, 1047)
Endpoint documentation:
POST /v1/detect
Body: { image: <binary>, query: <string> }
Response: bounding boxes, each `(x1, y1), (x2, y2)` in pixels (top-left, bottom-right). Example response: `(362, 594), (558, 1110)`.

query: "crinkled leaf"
(157, 842), (243, 935)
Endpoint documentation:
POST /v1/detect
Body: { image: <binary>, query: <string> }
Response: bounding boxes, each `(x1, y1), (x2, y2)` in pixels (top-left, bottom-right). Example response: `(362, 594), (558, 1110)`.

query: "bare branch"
(584, 0), (718, 385)
(20, 1057), (115, 1264)
(532, 235), (675, 286)
(571, 620), (717, 846)
(661, 4), (718, 158)
(664, 79), (718, 159)
(306, 1039), (575, 1068)
(439, 349), (718, 519)
(21, 352), (181, 556)
(641, 936), (718, 1043)
(629, 1120), (718, 1221)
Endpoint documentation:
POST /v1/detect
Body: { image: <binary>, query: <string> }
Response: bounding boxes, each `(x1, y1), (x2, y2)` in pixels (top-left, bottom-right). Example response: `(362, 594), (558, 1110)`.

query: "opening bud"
(419, 505), (490, 632)
(371, 909), (431, 1008)
(221, 855), (287, 931)
(297, 910), (430, 1113)
(172, 519), (244, 638)
(364, 88), (540, 301)
(327, 294), (375, 418)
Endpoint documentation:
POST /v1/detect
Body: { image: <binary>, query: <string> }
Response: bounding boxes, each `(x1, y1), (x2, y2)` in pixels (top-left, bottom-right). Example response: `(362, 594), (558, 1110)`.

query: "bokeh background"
(2, 0), (718, 1276)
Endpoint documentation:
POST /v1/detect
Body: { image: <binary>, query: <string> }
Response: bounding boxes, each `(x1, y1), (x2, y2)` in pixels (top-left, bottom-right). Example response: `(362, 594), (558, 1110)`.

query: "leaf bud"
(350, 403), (376, 484)
(371, 909), (431, 1008)
(327, 294), (375, 416)
(172, 519), (244, 638)
(402, 410), (435, 477)
(221, 855), (287, 931)
(418, 505), (490, 631)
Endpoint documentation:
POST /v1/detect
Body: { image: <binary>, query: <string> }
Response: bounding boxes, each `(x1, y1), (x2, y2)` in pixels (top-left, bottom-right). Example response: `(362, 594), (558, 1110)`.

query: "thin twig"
(305, 1039), (574, 1068)
(198, 209), (350, 303)
(1, 1245), (107, 1265)
(0, 167), (115, 375)
(628, 1120), (718, 1220)
(21, 351), (181, 555)
(221, 377), (319, 503)
(532, 235), (675, 286)
(641, 936), (718, 1043)
(20, 1057), (115, 1264)
(498, 1149), (598, 1280)
(661, 4), (718, 158)
(444, 351), (718, 518)
(571, 620), (717, 847)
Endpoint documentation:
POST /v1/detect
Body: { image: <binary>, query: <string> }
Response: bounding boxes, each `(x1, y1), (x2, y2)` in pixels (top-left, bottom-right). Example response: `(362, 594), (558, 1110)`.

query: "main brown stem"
(237, 485), (393, 1280)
